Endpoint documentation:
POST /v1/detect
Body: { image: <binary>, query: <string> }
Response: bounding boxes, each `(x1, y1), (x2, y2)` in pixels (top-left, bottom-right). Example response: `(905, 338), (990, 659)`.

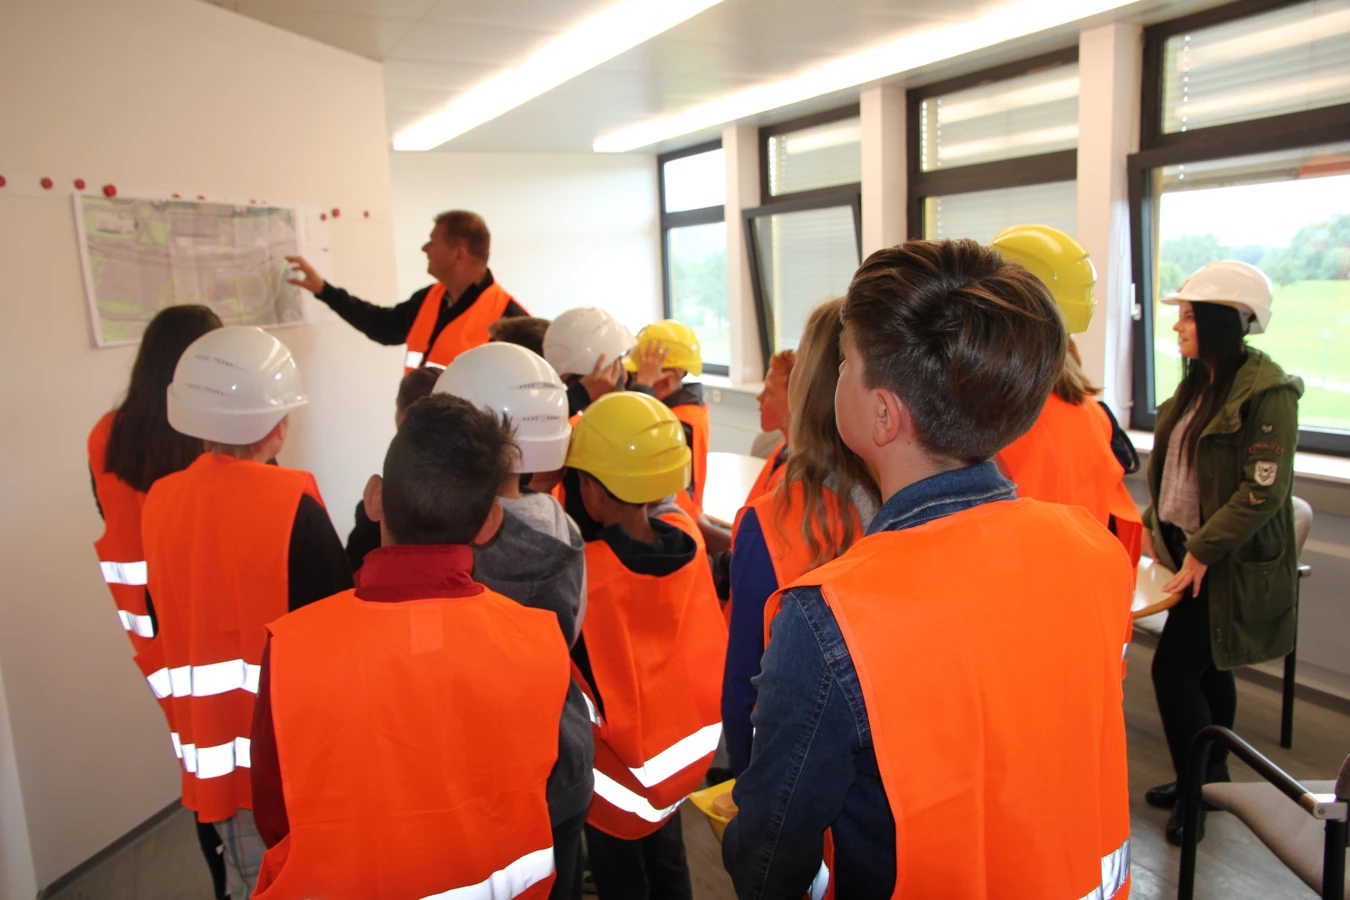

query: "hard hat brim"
(515, 434), (572, 475)
(167, 390), (306, 445)
(1160, 295), (1265, 334)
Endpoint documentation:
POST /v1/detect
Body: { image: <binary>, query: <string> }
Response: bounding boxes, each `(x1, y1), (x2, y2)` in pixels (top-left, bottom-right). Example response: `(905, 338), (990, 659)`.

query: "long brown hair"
(105, 305), (222, 491)
(775, 298), (880, 568)
(1155, 301), (1248, 464)
(1054, 338), (1102, 405)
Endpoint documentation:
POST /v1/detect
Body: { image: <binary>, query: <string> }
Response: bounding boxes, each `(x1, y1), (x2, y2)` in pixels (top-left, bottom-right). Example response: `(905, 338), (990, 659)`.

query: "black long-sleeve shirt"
(315, 271), (527, 347)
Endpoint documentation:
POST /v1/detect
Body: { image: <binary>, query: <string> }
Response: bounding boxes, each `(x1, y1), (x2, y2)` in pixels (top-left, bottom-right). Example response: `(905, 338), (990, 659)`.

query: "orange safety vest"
(767, 499), (1133, 900)
(999, 395), (1143, 567)
(252, 588), (568, 900)
(730, 443), (789, 547)
(669, 401), (709, 519)
(578, 509), (727, 839)
(88, 412), (170, 716)
(142, 454), (322, 822)
(403, 281), (520, 372)
(750, 479), (858, 588)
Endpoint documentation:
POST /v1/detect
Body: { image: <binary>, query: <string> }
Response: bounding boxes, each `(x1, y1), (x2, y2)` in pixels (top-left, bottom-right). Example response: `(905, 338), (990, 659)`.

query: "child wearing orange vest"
(724, 240), (1133, 899)
(723, 299), (878, 779)
(249, 395), (571, 900)
(142, 327), (352, 899)
(563, 392), (726, 900)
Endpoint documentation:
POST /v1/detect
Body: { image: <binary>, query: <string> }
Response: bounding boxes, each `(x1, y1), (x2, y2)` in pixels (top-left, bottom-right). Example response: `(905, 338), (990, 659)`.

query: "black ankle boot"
(1146, 782), (1179, 809)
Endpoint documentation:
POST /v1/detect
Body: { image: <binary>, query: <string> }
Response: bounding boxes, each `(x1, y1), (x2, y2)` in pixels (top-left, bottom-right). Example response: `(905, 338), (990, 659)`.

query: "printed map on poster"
(76, 195), (329, 346)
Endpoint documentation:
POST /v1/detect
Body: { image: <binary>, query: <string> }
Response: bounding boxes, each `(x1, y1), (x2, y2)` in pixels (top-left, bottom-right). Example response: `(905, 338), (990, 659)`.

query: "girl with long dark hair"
(1142, 261), (1303, 845)
(86, 304), (225, 897)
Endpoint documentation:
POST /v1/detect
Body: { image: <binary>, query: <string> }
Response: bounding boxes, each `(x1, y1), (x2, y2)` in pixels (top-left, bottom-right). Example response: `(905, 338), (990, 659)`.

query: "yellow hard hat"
(623, 319), (703, 377)
(565, 392), (691, 504)
(991, 224), (1097, 334)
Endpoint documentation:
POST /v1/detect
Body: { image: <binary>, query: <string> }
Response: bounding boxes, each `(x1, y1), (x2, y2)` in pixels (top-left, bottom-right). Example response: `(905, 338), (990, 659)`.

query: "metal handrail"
(1177, 725), (1347, 900)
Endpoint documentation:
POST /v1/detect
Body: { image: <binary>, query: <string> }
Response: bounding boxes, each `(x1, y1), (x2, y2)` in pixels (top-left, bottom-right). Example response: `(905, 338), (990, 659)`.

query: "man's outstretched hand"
(285, 256), (325, 295)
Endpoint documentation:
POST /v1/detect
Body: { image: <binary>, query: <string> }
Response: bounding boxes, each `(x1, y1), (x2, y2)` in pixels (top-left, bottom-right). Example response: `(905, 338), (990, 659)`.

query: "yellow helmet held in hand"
(623, 319), (703, 377)
(991, 224), (1097, 335)
(565, 392), (691, 504)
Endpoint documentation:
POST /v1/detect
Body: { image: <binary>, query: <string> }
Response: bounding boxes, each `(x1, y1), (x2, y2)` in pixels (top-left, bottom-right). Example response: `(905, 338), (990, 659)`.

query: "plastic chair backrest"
(1292, 496), (1313, 559)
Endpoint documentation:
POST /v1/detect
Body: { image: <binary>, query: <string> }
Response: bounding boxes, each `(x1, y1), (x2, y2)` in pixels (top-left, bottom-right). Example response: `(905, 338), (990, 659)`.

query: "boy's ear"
(874, 387), (907, 448)
(362, 474), (384, 523)
(473, 500), (505, 546)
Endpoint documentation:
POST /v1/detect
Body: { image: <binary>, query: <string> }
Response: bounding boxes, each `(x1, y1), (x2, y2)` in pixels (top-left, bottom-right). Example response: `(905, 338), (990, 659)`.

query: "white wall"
(387, 152), (663, 336)
(0, 0), (399, 888)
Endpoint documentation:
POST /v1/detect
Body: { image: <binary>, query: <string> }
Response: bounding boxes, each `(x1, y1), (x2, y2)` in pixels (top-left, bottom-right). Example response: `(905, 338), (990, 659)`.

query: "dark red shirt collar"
(354, 544), (482, 603)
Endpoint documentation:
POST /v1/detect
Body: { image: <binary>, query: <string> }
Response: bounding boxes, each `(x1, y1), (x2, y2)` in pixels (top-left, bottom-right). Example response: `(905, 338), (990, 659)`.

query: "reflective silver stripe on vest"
(405, 350), (425, 368)
(592, 769), (683, 824)
(628, 722), (722, 788)
(171, 732), (251, 779)
(146, 661), (260, 700)
(421, 846), (556, 899)
(118, 609), (156, 638)
(1078, 838), (1130, 900)
(581, 692), (603, 727)
(100, 560), (148, 586)
(1122, 642), (1130, 662)
(809, 860), (830, 900)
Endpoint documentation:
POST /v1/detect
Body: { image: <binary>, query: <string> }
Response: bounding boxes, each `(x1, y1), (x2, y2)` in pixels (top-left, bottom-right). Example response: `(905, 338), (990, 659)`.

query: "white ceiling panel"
(205, 0), (1228, 153)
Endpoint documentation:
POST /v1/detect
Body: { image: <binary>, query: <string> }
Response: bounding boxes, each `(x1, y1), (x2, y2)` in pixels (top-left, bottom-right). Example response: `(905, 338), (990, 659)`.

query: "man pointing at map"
(287, 210), (527, 372)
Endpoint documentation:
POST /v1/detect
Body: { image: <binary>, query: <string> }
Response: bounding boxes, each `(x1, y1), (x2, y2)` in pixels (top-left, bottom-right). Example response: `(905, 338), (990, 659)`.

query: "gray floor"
(48, 640), (1348, 899)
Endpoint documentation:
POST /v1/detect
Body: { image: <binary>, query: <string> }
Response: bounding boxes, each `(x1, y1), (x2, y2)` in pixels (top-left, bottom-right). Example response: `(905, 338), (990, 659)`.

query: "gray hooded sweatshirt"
(473, 495), (594, 823)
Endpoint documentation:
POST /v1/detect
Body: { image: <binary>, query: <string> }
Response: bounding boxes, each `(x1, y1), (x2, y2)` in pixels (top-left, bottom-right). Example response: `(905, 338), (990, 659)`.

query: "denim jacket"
(722, 462), (1017, 899)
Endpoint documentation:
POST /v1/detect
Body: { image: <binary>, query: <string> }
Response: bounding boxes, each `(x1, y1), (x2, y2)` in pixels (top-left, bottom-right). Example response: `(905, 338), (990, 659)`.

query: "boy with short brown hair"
(724, 240), (1134, 899)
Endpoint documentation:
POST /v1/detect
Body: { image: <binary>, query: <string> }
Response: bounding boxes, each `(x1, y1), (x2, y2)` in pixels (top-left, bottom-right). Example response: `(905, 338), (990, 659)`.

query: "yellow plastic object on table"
(1133, 555), (1182, 620)
(689, 779), (737, 843)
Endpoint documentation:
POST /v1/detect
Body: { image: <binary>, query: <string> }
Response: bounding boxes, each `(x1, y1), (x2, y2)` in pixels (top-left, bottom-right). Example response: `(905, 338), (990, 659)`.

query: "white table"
(703, 452), (765, 528)
(1133, 555), (1180, 621)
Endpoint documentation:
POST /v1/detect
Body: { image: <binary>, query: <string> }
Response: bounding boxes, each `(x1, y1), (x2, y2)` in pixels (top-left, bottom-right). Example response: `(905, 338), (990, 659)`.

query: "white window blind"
(1161, 0), (1350, 134)
(663, 149), (725, 212)
(924, 181), (1078, 244)
(752, 206), (859, 352)
(767, 118), (862, 196)
(920, 63), (1079, 172)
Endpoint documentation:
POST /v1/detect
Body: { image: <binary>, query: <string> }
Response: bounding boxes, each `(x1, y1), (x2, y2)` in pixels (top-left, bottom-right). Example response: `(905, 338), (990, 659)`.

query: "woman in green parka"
(1141, 260), (1303, 846)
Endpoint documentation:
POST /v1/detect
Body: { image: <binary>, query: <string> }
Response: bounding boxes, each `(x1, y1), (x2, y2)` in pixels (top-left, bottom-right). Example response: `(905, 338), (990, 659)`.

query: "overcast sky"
(1161, 174), (1350, 248)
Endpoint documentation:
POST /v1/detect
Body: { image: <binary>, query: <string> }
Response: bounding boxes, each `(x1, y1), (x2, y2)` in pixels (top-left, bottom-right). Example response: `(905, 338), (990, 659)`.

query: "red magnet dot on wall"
(0, 175), (7, 188)
(74, 178), (87, 190)
(250, 199), (256, 204)
(331, 208), (341, 218)
(363, 210), (370, 218)
(40, 177), (54, 190)
(172, 193), (181, 199)
(320, 212), (328, 221)
(197, 195), (205, 200)
(103, 184), (117, 198)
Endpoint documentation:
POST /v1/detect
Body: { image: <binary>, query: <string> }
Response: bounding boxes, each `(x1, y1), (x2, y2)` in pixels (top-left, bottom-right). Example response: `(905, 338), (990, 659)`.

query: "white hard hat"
(433, 342), (571, 474)
(543, 307), (636, 377)
(167, 326), (308, 444)
(1163, 260), (1274, 334)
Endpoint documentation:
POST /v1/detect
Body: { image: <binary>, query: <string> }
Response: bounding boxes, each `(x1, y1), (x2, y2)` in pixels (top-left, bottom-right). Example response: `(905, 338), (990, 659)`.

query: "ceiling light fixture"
(394, 0), (725, 151)
(594, 0), (1139, 153)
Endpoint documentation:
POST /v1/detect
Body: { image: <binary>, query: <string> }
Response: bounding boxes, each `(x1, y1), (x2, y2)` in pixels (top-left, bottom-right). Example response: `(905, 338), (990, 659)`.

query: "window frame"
(1127, 0), (1350, 455)
(658, 139), (730, 376)
(905, 46), (1080, 240)
(745, 104), (864, 364)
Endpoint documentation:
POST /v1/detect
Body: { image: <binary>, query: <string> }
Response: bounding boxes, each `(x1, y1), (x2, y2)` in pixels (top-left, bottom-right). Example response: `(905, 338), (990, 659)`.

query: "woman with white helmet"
(142, 326), (352, 897)
(543, 307), (636, 416)
(1141, 260), (1303, 846)
(432, 342), (594, 900)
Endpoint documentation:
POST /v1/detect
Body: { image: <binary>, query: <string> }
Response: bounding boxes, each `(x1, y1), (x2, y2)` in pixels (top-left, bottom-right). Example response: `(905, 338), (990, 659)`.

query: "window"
(743, 107), (862, 363)
(1130, 0), (1350, 454)
(907, 49), (1080, 240)
(659, 142), (729, 373)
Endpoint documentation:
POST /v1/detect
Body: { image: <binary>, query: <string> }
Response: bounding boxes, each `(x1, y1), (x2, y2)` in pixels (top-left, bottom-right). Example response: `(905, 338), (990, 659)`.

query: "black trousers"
(585, 809), (693, 900)
(194, 816), (228, 900)
(551, 810), (587, 900)
(1151, 523), (1236, 788)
